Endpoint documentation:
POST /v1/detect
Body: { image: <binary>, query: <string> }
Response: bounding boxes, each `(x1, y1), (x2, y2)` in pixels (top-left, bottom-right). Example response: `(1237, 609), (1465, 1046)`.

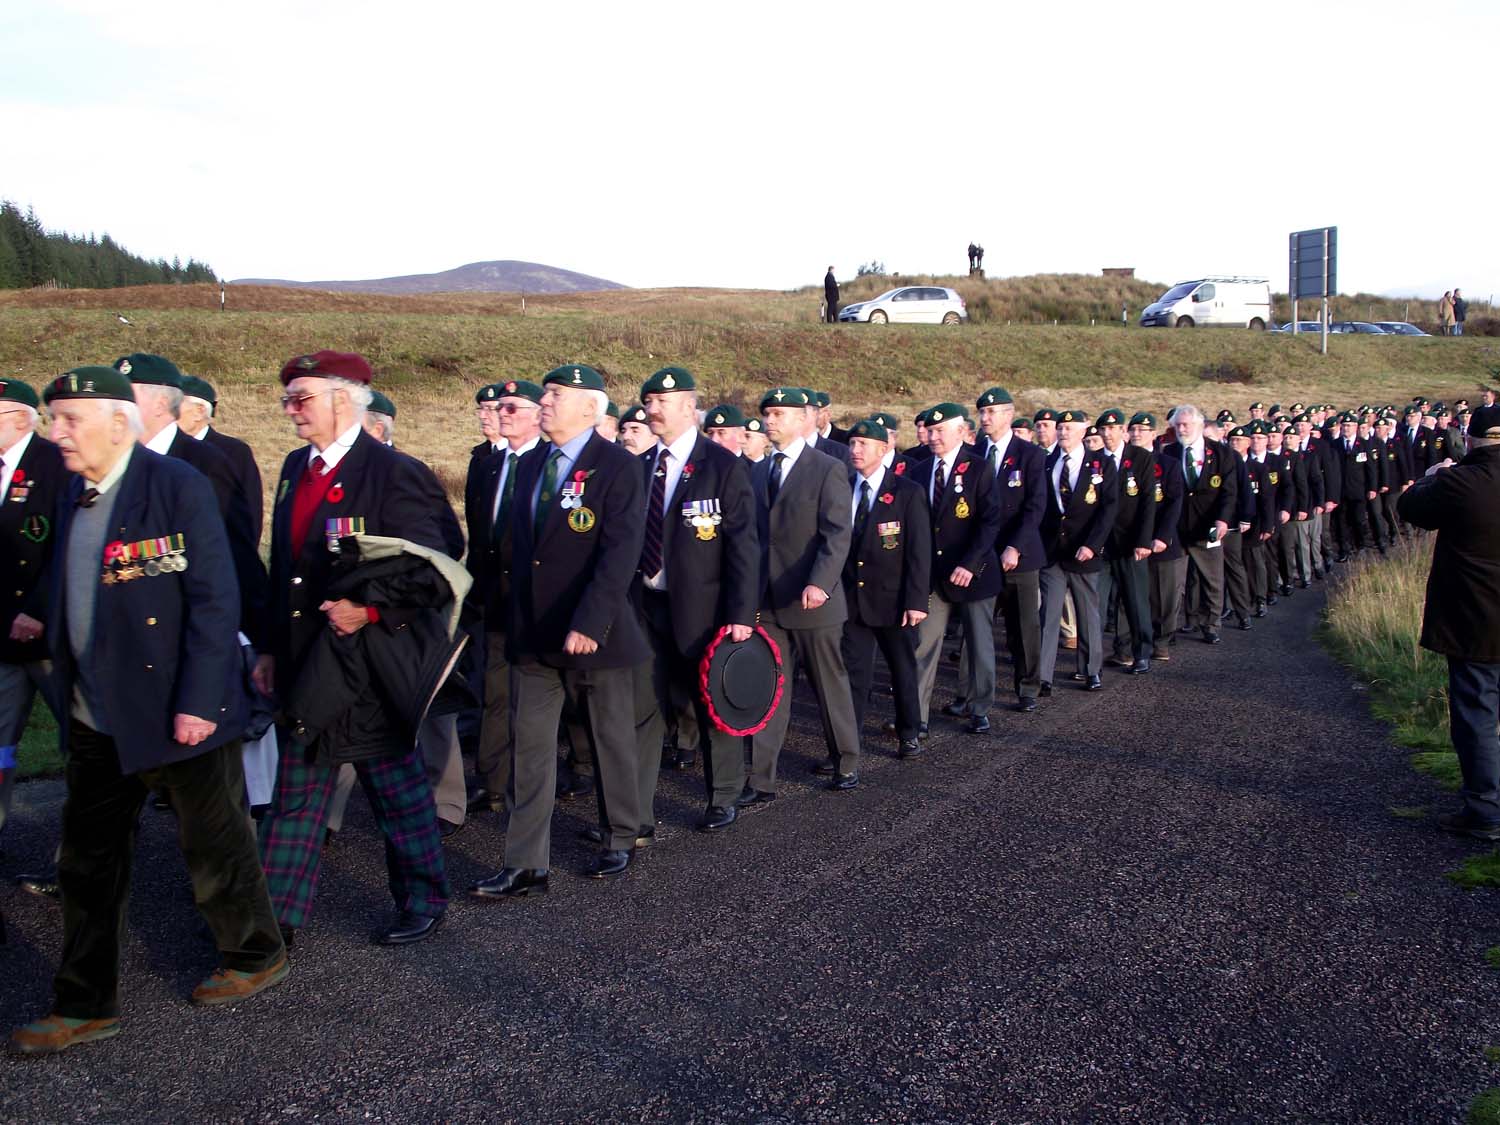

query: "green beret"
(1056, 409), (1089, 425)
(180, 374), (217, 406)
(1216, 410), (1236, 424)
(1268, 404), (1281, 414)
(476, 379), (543, 405)
(44, 366), (135, 404)
(745, 417), (765, 433)
(0, 378), (40, 410)
(1228, 426), (1248, 440)
(977, 386), (1014, 408)
(641, 366), (696, 397)
(605, 401), (620, 420)
(1290, 402), (1306, 413)
(914, 409), (932, 426)
(870, 412), (899, 430)
(1434, 403), (1451, 417)
(1033, 408), (1058, 423)
(809, 391), (831, 408)
(1012, 416), (1033, 432)
(1249, 401), (1265, 411)
(115, 353), (182, 387)
(368, 390), (397, 418)
(760, 387), (810, 410)
(1097, 408), (1126, 427)
(1292, 412), (1311, 424)
(848, 419), (888, 443)
(705, 403), (747, 429)
(1084, 424), (1102, 438)
(542, 364), (606, 392)
(926, 402), (969, 425)
(1129, 411), (1158, 429)
(1455, 398), (1471, 410)
(621, 404), (649, 426)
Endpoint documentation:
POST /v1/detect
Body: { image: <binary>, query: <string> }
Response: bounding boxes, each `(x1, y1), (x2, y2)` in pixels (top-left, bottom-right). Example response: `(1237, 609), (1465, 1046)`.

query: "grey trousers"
(474, 630), (513, 798)
(1149, 554), (1187, 642)
(1281, 519), (1312, 583)
(1183, 542), (1225, 632)
(507, 660), (642, 868)
(0, 659), (57, 842)
(1100, 555), (1152, 661)
(750, 621), (861, 791)
(1221, 530), (1251, 620)
(1040, 566), (1102, 682)
(326, 711), (468, 832)
(916, 593), (997, 720)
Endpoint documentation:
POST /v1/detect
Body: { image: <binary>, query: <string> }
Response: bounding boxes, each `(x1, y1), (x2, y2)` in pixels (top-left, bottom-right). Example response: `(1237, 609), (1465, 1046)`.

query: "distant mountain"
(232, 259), (625, 295)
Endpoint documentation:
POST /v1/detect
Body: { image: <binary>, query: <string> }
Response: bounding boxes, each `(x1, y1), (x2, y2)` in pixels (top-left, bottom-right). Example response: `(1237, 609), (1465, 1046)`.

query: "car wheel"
(1176, 316), (1195, 328)
(1248, 318), (1265, 331)
(942, 312), (961, 325)
(869, 310), (888, 324)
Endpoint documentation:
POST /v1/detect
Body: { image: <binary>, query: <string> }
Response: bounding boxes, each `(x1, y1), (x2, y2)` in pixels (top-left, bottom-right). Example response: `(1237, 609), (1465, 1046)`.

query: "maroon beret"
(278, 350), (373, 387)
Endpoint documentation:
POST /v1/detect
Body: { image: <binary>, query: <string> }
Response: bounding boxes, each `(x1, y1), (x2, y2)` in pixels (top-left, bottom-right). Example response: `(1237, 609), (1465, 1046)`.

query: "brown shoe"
(9, 1014), (122, 1056)
(190, 954), (291, 1007)
(1061, 637), (1079, 650)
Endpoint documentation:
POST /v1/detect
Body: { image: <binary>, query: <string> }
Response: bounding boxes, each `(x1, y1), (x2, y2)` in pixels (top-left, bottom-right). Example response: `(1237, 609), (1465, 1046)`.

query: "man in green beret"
(802, 391), (851, 467)
(812, 390), (851, 446)
(179, 374), (265, 544)
(363, 390), (398, 445)
(620, 403), (655, 455)
(744, 416), (771, 463)
(704, 403), (747, 457)
(1033, 409), (1059, 455)
(595, 401), (620, 442)
(1096, 408), (1157, 674)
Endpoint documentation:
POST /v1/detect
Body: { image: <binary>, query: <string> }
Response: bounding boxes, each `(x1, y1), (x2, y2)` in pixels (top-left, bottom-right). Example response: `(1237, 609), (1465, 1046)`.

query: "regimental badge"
(1125, 475), (1138, 497)
(298, 356), (319, 370)
(325, 516), (366, 553)
(954, 496), (971, 520)
(1209, 474), (1222, 489)
(1084, 485), (1097, 505)
(1269, 471), (1279, 484)
(568, 506), (596, 533)
(571, 368), (583, 385)
(119, 359), (133, 375)
(877, 520), (901, 550)
(682, 498), (722, 541)
(1154, 483), (1164, 502)
(661, 371), (676, 390)
(20, 513), (48, 543)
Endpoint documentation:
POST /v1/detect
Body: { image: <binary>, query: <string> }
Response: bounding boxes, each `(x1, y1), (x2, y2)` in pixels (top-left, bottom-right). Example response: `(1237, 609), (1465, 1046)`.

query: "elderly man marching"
(254, 351), (460, 947)
(470, 364), (650, 896)
(629, 367), (758, 833)
(10, 368), (285, 1056)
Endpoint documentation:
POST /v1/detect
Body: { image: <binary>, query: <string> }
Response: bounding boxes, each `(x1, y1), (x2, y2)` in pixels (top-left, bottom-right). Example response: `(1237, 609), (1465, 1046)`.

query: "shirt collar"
(656, 428), (698, 464)
(505, 436), (540, 458)
(2, 430), (33, 470)
(145, 421), (179, 456)
(310, 420), (364, 472)
(91, 443), (135, 494)
(880, 449), (895, 469)
(773, 436), (806, 463)
(186, 424), (210, 440)
(554, 428), (593, 464)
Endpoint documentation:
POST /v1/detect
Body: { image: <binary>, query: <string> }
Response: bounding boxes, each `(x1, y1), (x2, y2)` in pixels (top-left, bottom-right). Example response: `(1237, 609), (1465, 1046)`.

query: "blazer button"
(936, 550), (943, 557)
(292, 610), (302, 618)
(145, 663), (153, 670)
(856, 560), (864, 567)
(857, 581), (865, 587)
(291, 576), (303, 585)
(17, 560), (24, 566)
(146, 617), (157, 626)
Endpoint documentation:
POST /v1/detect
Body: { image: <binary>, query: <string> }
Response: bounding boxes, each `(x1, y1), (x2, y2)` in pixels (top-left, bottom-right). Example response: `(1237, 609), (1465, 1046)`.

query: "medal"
(568, 507), (596, 533)
(954, 497), (971, 520)
(1154, 484), (1164, 502)
(694, 517), (717, 542)
(1125, 476), (1138, 497)
(1084, 485), (1097, 505)
(20, 514), (49, 543)
(1209, 474), (1222, 489)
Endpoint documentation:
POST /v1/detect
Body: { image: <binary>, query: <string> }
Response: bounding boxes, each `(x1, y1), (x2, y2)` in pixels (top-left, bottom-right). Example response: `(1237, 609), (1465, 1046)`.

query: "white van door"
(1188, 282), (1219, 326)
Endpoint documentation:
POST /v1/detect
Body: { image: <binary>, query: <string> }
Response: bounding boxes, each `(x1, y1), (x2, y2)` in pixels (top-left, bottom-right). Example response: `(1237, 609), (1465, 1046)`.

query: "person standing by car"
(1453, 289), (1468, 337)
(1398, 405), (1500, 840)
(823, 266), (839, 324)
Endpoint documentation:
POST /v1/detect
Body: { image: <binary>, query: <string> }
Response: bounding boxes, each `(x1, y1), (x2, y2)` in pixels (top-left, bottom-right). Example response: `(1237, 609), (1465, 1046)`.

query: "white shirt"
(1, 430), (34, 500)
(880, 449), (896, 471)
(643, 428), (700, 591)
(1107, 444), (1123, 471)
(853, 464), (883, 523)
(1182, 437), (1205, 479)
(187, 424), (210, 440)
(308, 421), (364, 474)
(770, 436), (806, 480)
(144, 421), (179, 456)
(931, 447), (961, 507)
(985, 433), (1012, 473)
(1052, 445), (1083, 512)
(490, 435), (541, 524)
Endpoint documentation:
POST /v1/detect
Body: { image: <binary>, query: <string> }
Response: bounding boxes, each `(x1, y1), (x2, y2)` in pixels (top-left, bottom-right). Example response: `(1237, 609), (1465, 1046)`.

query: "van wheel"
(869, 310), (888, 324)
(1248, 318), (1266, 331)
(1176, 316), (1195, 328)
(942, 312), (961, 325)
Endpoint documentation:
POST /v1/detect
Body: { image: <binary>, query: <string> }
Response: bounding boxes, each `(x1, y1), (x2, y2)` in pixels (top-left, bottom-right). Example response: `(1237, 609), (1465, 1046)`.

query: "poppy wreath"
(697, 624), (786, 737)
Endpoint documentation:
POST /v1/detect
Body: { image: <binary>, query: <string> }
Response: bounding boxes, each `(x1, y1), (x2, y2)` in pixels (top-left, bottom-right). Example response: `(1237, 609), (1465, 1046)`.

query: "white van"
(1139, 277), (1272, 330)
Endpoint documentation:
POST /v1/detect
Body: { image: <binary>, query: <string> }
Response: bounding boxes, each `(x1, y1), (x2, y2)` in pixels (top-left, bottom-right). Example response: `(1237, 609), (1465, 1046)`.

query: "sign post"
(1289, 227), (1337, 355)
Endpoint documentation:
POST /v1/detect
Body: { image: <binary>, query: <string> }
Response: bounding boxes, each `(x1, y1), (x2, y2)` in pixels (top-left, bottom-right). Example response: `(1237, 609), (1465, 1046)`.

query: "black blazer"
(1106, 443), (1157, 559)
(1242, 456), (1277, 535)
(826, 424), (851, 446)
(1159, 439), (1236, 546)
(267, 429), (450, 678)
(1309, 432), (1343, 501)
(1332, 437), (1377, 500)
(1, 433), (68, 664)
(1269, 450), (1295, 518)
(507, 432), (649, 669)
(976, 435), (1047, 573)
(1151, 453), (1186, 560)
(202, 425), (264, 544)
(909, 445), (1002, 601)
(807, 433), (851, 468)
(1041, 447), (1118, 573)
(842, 469), (932, 627)
(633, 435), (759, 658)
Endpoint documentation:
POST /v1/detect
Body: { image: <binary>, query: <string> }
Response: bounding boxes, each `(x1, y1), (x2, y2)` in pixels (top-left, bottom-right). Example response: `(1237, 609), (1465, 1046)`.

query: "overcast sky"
(3, 0), (1496, 300)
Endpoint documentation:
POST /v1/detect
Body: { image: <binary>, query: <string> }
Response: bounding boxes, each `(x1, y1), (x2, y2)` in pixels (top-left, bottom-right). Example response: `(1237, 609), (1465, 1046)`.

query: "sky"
(3, 0), (1496, 300)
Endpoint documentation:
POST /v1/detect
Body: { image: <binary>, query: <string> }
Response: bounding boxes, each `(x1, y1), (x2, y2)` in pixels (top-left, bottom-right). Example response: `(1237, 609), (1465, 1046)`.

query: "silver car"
(838, 285), (967, 325)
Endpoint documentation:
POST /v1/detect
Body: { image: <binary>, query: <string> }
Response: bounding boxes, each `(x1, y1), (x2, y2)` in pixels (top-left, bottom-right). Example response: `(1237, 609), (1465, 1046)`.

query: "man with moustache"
(1161, 405), (1234, 645)
(619, 404), (655, 455)
(841, 419), (930, 757)
(703, 404), (748, 457)
(469, 364), (649, 894)
(1096, 408), (1156, 675)
(630, 367), (757, 834)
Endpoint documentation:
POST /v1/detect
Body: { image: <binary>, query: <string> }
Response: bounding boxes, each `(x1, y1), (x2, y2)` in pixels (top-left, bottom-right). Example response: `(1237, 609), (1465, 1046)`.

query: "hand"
(1214, 520), (1229, 541)
(948, 566), (975, 588)
(1074, 546), (1094, 563)
(252, 654), (275, 697)
(174, 713), (218, 746)
(563, 630), (599, 655)
(800, 585), (829, 610)
(1379, 486), (1389, 494)
(1325, 501), (1339, 512)
(1259, 531), (1272, 542)
(8, 612), (43, 643)
(1278, 511), (1290, 525)
(902, 609), (928, 628)
(1151, 539), (1167, 554)
(1366, 490), (1377, 501)
(1000, 546), (1020, 572)
(1133, 547), (1151, 562)
(1296, 511), (1307, 521)
(1238, 522), (1250, 534)
(320, 599), (370, 636)
(727, 624), (753, 643)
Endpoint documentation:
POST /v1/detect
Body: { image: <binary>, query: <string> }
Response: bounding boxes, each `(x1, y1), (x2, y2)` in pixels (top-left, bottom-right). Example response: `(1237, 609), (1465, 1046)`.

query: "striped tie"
(640, 449), (668, 579)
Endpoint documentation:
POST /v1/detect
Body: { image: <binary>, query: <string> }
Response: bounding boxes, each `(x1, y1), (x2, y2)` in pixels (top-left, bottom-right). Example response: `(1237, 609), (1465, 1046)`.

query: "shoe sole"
(10, 1021), (122, 1056)
(373, 918), (445, 945)
(469, 884), (548, 900)
(191, 957), (291, 1007)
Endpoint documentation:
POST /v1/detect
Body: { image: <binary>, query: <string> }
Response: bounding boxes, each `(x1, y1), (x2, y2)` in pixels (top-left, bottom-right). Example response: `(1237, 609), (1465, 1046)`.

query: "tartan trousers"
(258, 743), (449, 928)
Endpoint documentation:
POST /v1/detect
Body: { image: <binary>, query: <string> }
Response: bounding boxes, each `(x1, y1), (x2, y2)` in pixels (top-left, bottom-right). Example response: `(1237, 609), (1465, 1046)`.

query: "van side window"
(1195, 283), (1216, 302)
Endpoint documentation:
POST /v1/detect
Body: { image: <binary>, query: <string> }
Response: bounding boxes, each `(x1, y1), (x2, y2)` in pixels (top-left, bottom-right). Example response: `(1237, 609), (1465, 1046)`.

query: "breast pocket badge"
(682, 499), (722, 541)
(954, 497), (971, 520)
(877, 520), (901, 549)
(1125, 475), (1138, 497)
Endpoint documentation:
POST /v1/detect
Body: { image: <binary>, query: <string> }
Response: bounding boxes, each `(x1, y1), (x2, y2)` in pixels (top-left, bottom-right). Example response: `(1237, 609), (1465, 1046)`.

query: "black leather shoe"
(1254, 605), (1268, 618)
(469, 868), (549, 899)
(700, 805), (738, 832)
(1266, 594), (1279, 606)
(438, 818), (466, 840)
(898, 738), (924, 758)
(813, 760), (837, 777)
(1039, 682), (1052, 697)
(1201, 628), (1220, 645)
(466, 788), (504, 813)
(581, 825), (655, 848)
(827, 772), (860, 791)
(1085, 674), (1103, 691)
(1297, 579), (1310, 589)
(735, 786), (776, 808)
(372, 911), (443, 945)
(966, 715), (991, 734)
(1016, 697), (1038, 713)
(556, 774), (595, 801)
(15, 874), (59, 901)
(941, 701), (970, 718)
(1130, 658), (1151, 675)
(918, 722), (930, 739)
(1237, 617), (1252, 631)
(587, 849), (632, 879)
(670, 752), (698, 771)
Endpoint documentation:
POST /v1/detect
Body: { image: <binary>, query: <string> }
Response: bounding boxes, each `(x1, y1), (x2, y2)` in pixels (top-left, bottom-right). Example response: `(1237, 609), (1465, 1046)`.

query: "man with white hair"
(10, 366), (285, 1056)
(1159, 404), (1235, 645)
(179, 374), (264, 543)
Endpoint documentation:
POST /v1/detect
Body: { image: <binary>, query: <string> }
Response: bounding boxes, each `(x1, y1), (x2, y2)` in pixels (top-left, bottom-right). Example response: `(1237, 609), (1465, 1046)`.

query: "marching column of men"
(1, 354), (1457, 1054)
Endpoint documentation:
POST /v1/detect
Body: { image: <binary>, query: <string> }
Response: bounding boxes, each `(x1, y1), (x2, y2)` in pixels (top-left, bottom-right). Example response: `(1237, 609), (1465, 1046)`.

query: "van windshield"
(1159, 282), (1199, 303)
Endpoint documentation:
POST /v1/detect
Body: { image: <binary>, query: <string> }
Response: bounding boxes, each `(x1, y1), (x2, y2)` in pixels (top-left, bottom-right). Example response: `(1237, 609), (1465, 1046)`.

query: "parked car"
(1329, 321), (1388, 334)
(838, 286), (967, 325)
(1271, 321), (1327, 334)
(1139, 277), (1272, 329)
(1371, 321), (1431, 336)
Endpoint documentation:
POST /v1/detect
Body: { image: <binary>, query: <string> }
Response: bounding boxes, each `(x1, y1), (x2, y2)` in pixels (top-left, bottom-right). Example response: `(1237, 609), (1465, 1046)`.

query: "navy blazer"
(202, 425), (264, 544)
(1041, 447), (1119, 573)
(1, 433), (69, 665)
(976, 434), (1047, 573)
(1152, 453), (1186, 560)
(842, 468), (932, 627)
(807, 433), (852, 468)
(1159, 438), (1236, 546)
(49, 447), (248, 774)
(909, 444), (1002, 602)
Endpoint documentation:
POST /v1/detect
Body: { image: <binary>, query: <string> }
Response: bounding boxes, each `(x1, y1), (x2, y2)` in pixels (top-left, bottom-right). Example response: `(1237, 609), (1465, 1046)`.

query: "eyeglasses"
(476, 403), (535, 415)
(280, 389), (332, 411)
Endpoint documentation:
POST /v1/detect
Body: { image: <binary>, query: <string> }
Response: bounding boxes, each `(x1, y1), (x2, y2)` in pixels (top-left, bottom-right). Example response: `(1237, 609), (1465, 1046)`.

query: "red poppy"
(879, 492), (894, 505)
(103, 540), (125, 563)
(1154, 463), (1163, 478)
(681, 462), (696, 478)
(955, 461), (970, 475)
(1003, 456), (1015, 468)
(10, 469), (23, 485)
(1123, 459), (1131, 469)
(327, 483), (345, 504)
(894, 462), (907, 476)
(573, 470), (588, 483)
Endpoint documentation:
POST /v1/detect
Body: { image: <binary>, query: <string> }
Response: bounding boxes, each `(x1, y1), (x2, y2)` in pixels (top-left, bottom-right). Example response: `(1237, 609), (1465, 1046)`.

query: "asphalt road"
(2, 588), (1497, 1123)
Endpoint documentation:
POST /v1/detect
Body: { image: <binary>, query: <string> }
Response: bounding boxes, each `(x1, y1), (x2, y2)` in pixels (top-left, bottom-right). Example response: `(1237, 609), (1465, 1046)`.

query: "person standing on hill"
(823, 266), (839, 324)
(1453, 288), (1468, 337)
(1398, 405), (1500, 841)
(1439, 291), (1456, 336)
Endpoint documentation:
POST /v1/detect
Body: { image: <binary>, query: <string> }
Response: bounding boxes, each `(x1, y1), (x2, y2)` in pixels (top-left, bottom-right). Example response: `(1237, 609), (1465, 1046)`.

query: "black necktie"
(1059, 456), (1073, 506)
(854, 480), (872, 541)
(932, 459), (946, 504)
(76, 487), (100, 509)
(641, 450), (668, 579)
(492, 452), (518, 543)
(767, 451), (785, 507)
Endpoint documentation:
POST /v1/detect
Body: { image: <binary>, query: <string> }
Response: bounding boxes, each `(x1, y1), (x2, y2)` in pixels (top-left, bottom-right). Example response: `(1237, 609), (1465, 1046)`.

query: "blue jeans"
(1449, 658), (1500, 823)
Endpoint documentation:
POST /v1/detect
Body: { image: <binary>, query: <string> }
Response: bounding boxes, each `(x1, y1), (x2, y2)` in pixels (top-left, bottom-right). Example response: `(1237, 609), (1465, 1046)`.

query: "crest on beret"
(572, 368), (583, 385)
(298, 356), (319, 370)
(504, 382), (516, 394)
(486, 387), (497, 399)
(118, 360), (132, 376)
(662, 372), (677, 390)
(713, 413), (724, 424)
(931, 410), (944, 422)
(772, 389), (786, 402)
